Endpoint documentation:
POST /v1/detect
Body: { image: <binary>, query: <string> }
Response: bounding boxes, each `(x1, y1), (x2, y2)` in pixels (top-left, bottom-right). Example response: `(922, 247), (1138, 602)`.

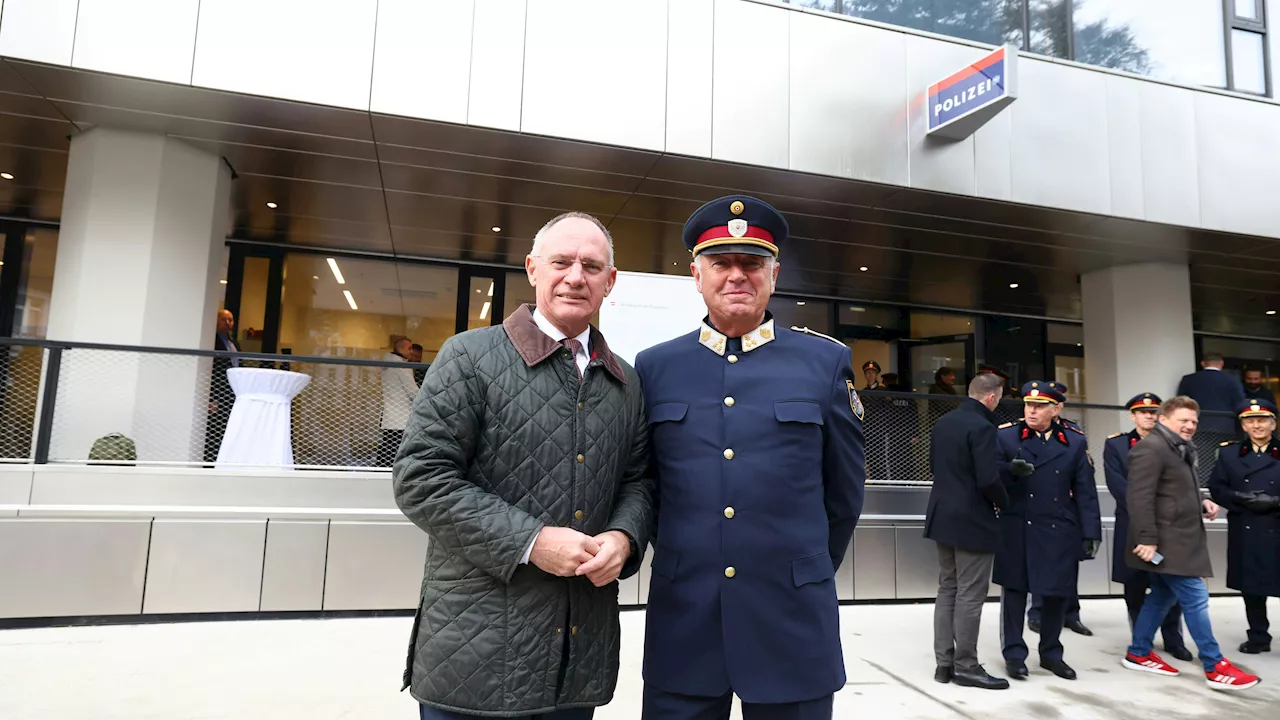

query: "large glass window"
(14, 228), (57, 339)
(840, 0), (1025, 48)
(1028, 0), (1071, 59)
(769, 297), (832, 334)
(1072, 0), (1227, 87)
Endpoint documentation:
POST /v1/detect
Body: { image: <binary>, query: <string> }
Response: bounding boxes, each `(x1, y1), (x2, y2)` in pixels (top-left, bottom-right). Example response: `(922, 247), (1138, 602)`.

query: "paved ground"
(1, 597), (1278, 719)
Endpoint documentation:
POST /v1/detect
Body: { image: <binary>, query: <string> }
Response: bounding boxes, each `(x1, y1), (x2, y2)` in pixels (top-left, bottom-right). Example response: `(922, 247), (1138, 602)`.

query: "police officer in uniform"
(862, 360), (883, 390)
(635, 195), (866, 720)
(1105, 393), (1191, 660)
(1207, 399), (1280, 654)
(1029, 381), (1093, 637)
(995, 381), (1102, 681)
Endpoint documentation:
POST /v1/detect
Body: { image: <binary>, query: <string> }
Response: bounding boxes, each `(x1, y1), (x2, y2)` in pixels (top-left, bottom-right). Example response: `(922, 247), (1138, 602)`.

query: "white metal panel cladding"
(973, 109), (1013, 201)
(1137, 82), (1201, 229)
(468, 0), (528, 131)
(522, 0), (667, 152)
(1008, 58), (1112, 215)
(904, 36), (985, 196)
(0, 0), (78, 66)
(370, 0), (475, 124)
(1104, 75), (1147, 220)
(143, 519), (267, 614)
(711, 0), (790, 169)
(191, 0), (378, 111)
(260, 520), (329, 612)
(1194, 91), (1280, 239)
(71, 0), (200, 85)
(665, 0), (714, 157)
(788, 11), (910, 186)
(322, 521), (427, 610)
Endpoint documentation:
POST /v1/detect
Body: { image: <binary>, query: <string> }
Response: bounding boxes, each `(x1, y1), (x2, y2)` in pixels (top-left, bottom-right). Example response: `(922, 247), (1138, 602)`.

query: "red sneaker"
(1122, 651), (1180, 676)
(1205, 659), (1259, 691)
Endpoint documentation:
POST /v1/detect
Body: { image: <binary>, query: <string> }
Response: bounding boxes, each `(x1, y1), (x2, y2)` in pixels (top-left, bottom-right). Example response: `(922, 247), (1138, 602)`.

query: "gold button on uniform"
(724, 397), (735, 407)
(571, 625), (579, 636)
(724, 507), (735, 519)
(725, 567), (736, 578)
(574, 510), (584, 520)
(727, 355), (738, 364)
(723, 448), (735, 460)
(576, 454), (585, 463)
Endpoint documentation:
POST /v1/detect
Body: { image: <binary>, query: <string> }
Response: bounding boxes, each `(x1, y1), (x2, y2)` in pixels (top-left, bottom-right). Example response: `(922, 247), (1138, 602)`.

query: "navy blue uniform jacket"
(1208, 440), (1280, 597)
(993, 421), (1102, 596)
(1104, 430), (1144, 584)
(635, 320), (865, 704)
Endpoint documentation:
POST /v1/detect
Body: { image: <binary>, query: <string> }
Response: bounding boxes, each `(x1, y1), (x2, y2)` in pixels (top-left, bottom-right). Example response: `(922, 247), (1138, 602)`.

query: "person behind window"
(929, 367), (958, 395)
(1242, 367), (1276, 405)
(203, 309), (239, 464)
(409, 343), (426, 387)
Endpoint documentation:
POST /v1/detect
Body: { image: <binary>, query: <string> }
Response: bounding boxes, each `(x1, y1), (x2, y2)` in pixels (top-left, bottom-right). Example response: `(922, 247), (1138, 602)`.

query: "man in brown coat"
(1120, 396), (1260, 692)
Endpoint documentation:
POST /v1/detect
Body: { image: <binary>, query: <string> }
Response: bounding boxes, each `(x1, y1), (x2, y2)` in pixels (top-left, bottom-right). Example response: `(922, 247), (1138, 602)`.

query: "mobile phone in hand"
(1150, 551), (1164, 566)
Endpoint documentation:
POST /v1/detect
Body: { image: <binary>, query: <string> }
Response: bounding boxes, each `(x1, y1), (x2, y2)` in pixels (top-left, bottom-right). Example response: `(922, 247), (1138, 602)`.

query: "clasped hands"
(530, 526), (631, 587)
(1234, 490), (1280, 514)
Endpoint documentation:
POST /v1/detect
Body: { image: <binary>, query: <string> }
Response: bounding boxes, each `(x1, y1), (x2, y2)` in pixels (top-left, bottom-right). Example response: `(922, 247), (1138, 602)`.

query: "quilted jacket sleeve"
(393, 336), (544, 583)
(603, 385), (653, 581)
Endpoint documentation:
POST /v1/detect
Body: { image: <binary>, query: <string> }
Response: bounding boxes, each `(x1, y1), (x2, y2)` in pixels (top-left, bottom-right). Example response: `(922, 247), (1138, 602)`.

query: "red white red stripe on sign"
(926, 45), (1018, 139)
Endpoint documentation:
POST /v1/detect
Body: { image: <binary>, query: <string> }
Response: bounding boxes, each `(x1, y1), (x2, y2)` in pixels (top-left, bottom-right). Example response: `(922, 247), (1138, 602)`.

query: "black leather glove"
(1083, 539), (1101, 560)
(1009, 458), (1035, 477)
(1243, 492), (1280, 513)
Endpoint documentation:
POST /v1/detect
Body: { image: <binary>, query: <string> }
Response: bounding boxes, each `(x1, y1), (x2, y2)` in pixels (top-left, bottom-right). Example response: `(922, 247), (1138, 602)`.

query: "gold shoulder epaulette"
(998, 422), (1014, 429)
(1221, 440), (1239, 447)
(790, 326), (844, 346)
(1108, 432), (1124, 439)
(1067, 425), (1086, 435)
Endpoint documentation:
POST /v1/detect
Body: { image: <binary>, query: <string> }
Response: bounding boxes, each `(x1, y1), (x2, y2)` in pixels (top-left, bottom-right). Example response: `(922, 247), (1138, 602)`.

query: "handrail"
(0, 336), (429, 370)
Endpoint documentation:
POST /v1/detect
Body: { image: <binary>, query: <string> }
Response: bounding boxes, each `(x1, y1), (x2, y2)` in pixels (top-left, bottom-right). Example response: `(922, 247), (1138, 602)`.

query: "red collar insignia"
(1021, 427), (1030, 441)
(1056, 431), (1068, 445)
(1129, 437), (1139, 448)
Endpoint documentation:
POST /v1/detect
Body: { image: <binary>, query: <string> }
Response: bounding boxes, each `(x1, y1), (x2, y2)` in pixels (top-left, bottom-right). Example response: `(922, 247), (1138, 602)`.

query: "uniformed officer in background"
(862, 360), (883, 390)
(635, 195), (866, 720)
(1207, 399), (1280, 654)
(1028, 380), (1092, 637)
(994, 381), (1102, 681)
(1105, 393), (1191, 661)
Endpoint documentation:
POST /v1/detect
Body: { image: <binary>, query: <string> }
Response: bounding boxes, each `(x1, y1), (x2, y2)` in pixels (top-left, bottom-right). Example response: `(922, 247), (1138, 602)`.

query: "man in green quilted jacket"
(394, 211), (653, 719)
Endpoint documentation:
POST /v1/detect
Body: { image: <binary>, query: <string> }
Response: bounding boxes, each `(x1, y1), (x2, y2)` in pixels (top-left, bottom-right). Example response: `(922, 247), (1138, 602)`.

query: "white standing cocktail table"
(216, 368), (311, 470)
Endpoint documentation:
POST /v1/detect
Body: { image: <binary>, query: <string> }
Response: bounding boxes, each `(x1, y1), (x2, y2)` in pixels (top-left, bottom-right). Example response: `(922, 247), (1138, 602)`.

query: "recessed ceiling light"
(1009, 283), (1019, 289)
(312, 275), (319, 280)
(859, 266), (868, 272)
(849, 307), (865, 312)
(487, 282), (494, 297)
(491, 226), (501, 233)
(343, 290), (358, 310)
(266, 202), (278, 209)
(796, 301), (806, 306)
(219, 279), (227, 284)
(1076, 342), (1082, 347)
(1268, 310), (1277, 316)
(479, 301), (491, 321)
(0, 173), (13, 180)
(327, 258), (346, 285)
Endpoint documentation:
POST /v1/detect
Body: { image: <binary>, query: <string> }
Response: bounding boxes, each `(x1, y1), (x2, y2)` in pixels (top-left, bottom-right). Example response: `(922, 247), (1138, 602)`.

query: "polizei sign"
(927, 45), (1018, 140)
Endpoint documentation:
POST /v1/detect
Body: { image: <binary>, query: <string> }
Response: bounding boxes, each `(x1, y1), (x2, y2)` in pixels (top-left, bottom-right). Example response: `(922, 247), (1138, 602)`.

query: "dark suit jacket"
(1176, 369), (1245, 433)
(1126, 431), (1213, 579)
(925, 398), (1008, 553)
(1245, 385), (1277, 404)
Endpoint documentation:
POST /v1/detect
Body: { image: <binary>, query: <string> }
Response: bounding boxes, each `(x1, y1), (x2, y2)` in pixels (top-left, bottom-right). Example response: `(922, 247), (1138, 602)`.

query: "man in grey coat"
(394, 211), (653, 719)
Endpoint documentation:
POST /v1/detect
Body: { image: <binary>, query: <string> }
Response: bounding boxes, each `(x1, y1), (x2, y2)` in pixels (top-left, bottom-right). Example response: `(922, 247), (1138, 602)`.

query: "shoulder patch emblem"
(998, 422), (1013, 429)
(791, 326), (845, 346)
(846, 379), (864, 421)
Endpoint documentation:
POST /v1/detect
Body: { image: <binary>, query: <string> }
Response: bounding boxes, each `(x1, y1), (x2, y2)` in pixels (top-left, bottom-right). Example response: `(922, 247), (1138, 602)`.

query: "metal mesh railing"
(0, 341), (46, 461)
(43, 345), (426, 469)
(860, 390), (1240, 487)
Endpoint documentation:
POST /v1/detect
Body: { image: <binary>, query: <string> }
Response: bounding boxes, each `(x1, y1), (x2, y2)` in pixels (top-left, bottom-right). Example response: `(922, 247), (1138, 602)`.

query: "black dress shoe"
(1167, 646), (1195, 662)
(1065, 619), (1093, 636)
(953, 665), (1011, 690)
(1040, 658), (1077, 680)
(1239, 641), (1272, 654)
(935, 665), (953, 683)
(1006, 661), (1030, 680)
(1027, 618), (1041, 634)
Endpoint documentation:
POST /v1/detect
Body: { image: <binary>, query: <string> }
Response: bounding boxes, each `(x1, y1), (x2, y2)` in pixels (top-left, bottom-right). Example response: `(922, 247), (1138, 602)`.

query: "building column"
(1082, 262), (1195, 435)
(44, 128), (232, 462)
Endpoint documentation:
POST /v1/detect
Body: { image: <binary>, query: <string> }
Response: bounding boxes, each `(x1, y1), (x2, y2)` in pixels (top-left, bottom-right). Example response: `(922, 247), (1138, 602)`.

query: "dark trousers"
(934, 543), (995, 670)
(1029, 593), (1080, 625)
(1124, 574), (1186, 651)
(420, 706), (592, 720)
(1001, 589), (1064, 663)
(1244, 594), (1272, 645)
(642, 685), (832, 720)
(379, 429), (404, 467)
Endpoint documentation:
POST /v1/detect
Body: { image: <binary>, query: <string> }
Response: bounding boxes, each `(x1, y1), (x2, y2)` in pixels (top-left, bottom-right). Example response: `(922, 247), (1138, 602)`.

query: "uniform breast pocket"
(648, 401), (688, 446)
(774, 400), (824, 469)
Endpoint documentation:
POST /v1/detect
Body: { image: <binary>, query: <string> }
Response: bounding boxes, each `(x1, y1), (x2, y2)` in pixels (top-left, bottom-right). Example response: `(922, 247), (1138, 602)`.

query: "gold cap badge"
(730, 200), (744, 215)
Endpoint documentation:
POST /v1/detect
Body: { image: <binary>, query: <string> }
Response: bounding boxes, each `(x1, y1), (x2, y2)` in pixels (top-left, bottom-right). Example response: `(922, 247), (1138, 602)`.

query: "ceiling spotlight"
(266, 202), (278, 209)
(1076, 342), (1082, 347)
(1009, 283), (1019, 289)
(796, 301), (806, 306)
(491, 226), (501, 233)
(312, 275), (319, 280)
(859, 266), (868, 272)
(219, 279), (227, 284)
(0, 173), (13, 180)
(1268, 310), (1277, 316)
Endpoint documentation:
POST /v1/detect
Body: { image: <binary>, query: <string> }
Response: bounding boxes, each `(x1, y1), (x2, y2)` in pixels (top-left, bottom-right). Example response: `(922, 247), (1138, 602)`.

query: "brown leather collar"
(502, 304), (627, 384)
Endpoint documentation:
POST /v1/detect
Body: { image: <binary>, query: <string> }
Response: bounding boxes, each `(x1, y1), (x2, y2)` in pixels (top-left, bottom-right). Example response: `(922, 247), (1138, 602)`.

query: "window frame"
(1223, 0), (1271, 95)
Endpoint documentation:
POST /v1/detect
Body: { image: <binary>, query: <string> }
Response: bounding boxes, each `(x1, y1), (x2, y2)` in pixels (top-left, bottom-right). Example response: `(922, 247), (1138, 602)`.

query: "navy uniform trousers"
(643, 687), (832, 720)
(1003, 592), (1066, 663)
(1029, 593), (1081, 625)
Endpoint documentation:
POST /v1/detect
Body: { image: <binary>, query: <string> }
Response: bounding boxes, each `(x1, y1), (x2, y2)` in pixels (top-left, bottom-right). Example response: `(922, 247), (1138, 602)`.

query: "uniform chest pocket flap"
(774, 400), (823, 425)
(649, 402), (688, 425)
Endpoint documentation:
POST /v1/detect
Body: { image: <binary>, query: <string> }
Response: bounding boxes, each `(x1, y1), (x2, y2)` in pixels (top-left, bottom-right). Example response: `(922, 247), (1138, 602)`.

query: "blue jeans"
(1127, 573), (1222, 671)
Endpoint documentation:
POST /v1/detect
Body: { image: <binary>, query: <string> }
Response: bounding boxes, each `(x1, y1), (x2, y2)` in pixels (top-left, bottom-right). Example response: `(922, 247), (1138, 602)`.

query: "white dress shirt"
(520, 309), (593, 565)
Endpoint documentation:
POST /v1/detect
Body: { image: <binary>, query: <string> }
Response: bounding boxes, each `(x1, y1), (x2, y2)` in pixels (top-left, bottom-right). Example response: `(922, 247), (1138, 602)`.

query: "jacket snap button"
(571, 626), (578, 636)
(578, 402), (583, 410)
(576, 454), (584, 463)
(574, 510), (583, 520)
